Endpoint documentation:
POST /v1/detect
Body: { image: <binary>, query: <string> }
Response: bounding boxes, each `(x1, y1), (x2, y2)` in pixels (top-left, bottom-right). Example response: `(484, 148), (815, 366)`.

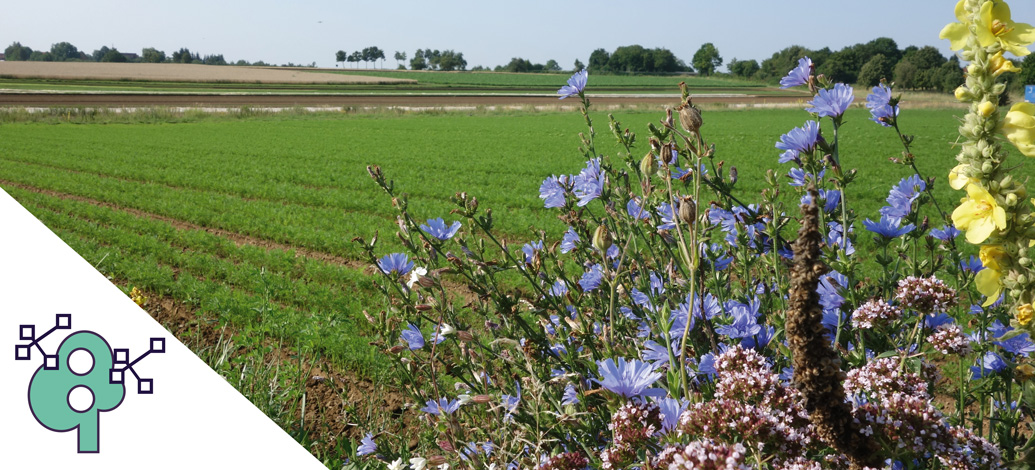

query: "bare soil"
(0, 62), (413, 84)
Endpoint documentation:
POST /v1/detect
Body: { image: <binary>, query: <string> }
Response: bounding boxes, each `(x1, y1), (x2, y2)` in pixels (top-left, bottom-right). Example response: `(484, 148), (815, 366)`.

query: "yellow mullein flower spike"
(974, 0), (1035, 57)
(980, 244), (1010, 271)
(952, 183), (1008, 243)
(1004, 102), (1035, 157)
(979, 101), (997, 117)
(939, 0), (971, 51)
(949, 164), (978, 190)
(975, 267), (1004, 307)
(989, 51), (1022, 76)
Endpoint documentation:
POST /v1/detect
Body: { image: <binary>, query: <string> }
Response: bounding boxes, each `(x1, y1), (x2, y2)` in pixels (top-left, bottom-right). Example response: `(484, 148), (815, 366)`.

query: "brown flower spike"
(786, 188), (882, 468)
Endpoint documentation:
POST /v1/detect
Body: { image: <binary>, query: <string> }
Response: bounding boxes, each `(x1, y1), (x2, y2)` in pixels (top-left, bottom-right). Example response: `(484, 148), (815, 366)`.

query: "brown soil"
(0, 62), (413, 84)
(0, 92), (807, 108)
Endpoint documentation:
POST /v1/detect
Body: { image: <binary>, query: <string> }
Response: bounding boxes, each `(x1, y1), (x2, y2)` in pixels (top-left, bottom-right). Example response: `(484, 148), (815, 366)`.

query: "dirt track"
(0, 92), (806, 108)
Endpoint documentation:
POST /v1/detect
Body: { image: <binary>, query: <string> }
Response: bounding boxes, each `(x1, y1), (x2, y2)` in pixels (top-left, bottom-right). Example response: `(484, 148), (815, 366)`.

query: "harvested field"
(0, 62), (414, 85)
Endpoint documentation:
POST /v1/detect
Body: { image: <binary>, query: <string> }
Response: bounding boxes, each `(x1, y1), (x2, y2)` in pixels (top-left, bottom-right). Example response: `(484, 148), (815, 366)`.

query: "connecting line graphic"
(14, 313), (72, 369)
(111, 338), (166, 394)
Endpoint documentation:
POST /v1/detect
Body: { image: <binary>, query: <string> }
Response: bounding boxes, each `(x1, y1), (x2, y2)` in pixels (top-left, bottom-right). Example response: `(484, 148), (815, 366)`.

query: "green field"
(0, 104), (1016, 461)
(324, 69), (765, 89)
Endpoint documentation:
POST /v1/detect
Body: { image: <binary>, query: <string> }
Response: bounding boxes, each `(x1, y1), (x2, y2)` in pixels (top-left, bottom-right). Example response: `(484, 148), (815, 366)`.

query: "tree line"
(2, 42), (296, 67)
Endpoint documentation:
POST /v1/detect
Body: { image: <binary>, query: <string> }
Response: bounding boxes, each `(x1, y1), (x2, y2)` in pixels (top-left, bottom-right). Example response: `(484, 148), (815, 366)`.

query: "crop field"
(0, 103), (1017, 462)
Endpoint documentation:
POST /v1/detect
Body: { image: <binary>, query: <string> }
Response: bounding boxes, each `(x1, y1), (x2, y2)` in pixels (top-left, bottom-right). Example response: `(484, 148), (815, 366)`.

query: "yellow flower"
(973, 0), (1035, 57)
(989, 51), (1021, 76)
(978, 101), (997, 117)
(949, 164), (978, 190)
(980, 244), (1010, 271)
(1004, 102), (1035, 157)
(975, 266), (1003, 307)
(940, 0), (972, 51)
(1018, 303), (1034, 326)
(952, 183), (1008, 243)
(1018, 363), (1035, 381)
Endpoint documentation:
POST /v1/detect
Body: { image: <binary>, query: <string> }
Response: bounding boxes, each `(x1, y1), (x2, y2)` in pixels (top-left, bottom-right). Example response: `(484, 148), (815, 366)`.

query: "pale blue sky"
(3, 1), (1034, 70)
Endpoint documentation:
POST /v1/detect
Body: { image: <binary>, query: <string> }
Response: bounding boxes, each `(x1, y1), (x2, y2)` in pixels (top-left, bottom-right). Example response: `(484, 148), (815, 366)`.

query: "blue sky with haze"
(3, 1), (1034, 70)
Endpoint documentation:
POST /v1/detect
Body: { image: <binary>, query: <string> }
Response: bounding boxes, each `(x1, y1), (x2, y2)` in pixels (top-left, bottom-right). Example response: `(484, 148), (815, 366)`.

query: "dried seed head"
(678, 196), (696, 226)
(677, 98), (703, 134)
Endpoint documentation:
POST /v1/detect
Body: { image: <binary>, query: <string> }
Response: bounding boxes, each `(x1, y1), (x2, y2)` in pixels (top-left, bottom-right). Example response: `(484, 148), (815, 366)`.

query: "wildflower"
(950, 0), (1035, 57)
(895, 276), (958, 314)
(780, 56), (813, 89)
(979, 100), (997, 118)
(600, 402), (662, 468)
(560, 227), (579, 253)
(952, 184), (1007, 244)
(971, 351), (1008, 379)
(410, 457), (427, 470)
(378, 253), (414, 276)
(655, 397), (689, 435)
(407, 266), (428, 289)
(990, 320), (1035, 356)
(548, 280), (568, 297)
(129, 286), (147, 307)
(557, 69), (587, 99)
(579, 264), (604, 291)
(561, 384), (579, 405)
(420, 218), (461, 241)
(357, 433), (377, 456)
(881, 175), (925, 224)
(775, 120), (821, 164)
(806, 83), (854, 119)
(501, 382), (521, 420)
(656, 202), (678, 230)
(866, 83), (898, 127)
(961, 255), (985, 273)
(715, 299), (762, 339)
(864, 214), (915, 239)
(387, 458), (405, 470)
(928, 324), (973, 355)
(522, 240), (544, 264)
(930, 224), (961, 241)
(572, 158), (605, 206)
(401, 323), (425, 350)
(990, 51), (1022, 77)
(851, 298), (902, 329)
(1019, 303), (1034, 326)
(1003, 102), (1035, 157)
(626, 198), (650, 220)
(539, 175), (568, 208)
(421, 397), (461, 416)
(594, 358), (665, 399)
(538, 452), (588, 470)
(950, 165), (979, 193)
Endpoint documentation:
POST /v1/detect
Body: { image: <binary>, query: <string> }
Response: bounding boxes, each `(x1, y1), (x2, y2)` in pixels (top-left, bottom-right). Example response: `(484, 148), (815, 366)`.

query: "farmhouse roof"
(121, 52), (139, 60)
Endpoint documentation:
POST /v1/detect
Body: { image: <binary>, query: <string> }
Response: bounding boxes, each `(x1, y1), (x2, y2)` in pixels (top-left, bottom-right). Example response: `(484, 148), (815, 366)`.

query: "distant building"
(0, 53), (5, 61)
(121, 52), (139, 61)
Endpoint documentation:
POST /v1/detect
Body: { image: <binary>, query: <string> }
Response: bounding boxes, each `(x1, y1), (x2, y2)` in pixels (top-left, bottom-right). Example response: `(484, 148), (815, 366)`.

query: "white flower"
(387, 458), (406, 470)
(457, 393), (472, 405)
(409, 457), (427, 470)
(407, 266), (428, 288)
(439, 323), (456, 336)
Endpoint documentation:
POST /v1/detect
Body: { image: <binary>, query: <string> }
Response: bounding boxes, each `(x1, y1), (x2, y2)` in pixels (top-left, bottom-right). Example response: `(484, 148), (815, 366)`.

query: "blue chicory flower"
(776, 120), (821, 164)
(579, 264), (604, 291)
(378, 253), (414, 276)
(558, 69), (588, 99)
(780, 57), (813, 89)
(561, 384), (579, 405)
(421, 397), (462, 416)
(560, 227), (580, 253)
(627, 197), (651, 220)
(401, 323), (425, 350)
(971, 351), (1008, 379)
(880, 175), (925, 224)
(807, 83), (855, 118)
(961, 255), (984, 273)
(930, 224), (961, 241)
(863, 215), (915, 239)
(657, 202), (677, 230)
(549, 280), (568, 297)
(501, 381), (521, 420)
(539, 174), (568, 208)
(656, 397), (689, 435)
(357, 432), (377, 456)
(573, 158), (605, 207)
(866, 82), (899, 127)
(420, 217), (461, 241)
(522, 240), (543, 264)
(594, 358), (665, 399)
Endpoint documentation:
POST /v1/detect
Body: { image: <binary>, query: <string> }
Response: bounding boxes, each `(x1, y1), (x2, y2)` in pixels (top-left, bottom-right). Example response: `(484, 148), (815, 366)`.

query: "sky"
(3, 0), (1035, 71)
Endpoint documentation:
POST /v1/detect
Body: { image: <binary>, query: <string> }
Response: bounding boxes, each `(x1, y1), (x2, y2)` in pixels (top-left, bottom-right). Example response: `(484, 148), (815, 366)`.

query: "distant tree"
(92, 46), (111, 62)
(394, 51), (406, 68)
(410, 49), (427, 70)
(348, 51), (361, 68)
(692, 43), (722, 76)
(424, 49), (442, 70)
(503, 57), (532, 73)
(171, 48), (198, 64)
(857, 53), (894, 87)
(727, 58), (760, 78)
(336, 50), (346, 68)
(4, 42), (33, 61)
(573, 59), (585, 72)
(373, 47), (386, 68)
(435, 50), (466, 71)
(610, 45), (647, 73)
(818, 49), (858, 84)
(28, 51), (53, 61)
(893, 60), (919, 89)
(100, 48), (126, 62)
(545, 59), (561, 72)
(1018, 54), (1035, 90)
(234, 59), (249, 66)
(650, 48), (680, 73)
(858, 37), (901, 66)
(936, 61), (965, 93)
(588, 48), (610, 73)
(49, 42), (80, 61)
(141, 47), (166, 63)
(203, 54), (226, 65)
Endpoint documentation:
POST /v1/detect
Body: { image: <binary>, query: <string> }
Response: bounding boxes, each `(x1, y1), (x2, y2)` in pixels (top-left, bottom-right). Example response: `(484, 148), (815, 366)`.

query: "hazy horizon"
(3, 1), (1034, 71)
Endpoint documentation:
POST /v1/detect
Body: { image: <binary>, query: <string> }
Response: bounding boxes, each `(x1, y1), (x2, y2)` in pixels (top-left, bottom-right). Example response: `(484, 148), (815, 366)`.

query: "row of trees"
(3, 42), (279, 67)
(335, 46), (386, 68)
(733, 38), (966, 91)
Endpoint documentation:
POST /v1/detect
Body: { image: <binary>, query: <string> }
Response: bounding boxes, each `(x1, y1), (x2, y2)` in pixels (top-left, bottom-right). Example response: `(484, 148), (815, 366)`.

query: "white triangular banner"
(0, 188), (326, 469)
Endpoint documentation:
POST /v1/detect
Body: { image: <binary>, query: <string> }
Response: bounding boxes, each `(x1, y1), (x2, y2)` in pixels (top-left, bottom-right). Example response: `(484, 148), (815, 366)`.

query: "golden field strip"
(0, 62), (414, 85)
